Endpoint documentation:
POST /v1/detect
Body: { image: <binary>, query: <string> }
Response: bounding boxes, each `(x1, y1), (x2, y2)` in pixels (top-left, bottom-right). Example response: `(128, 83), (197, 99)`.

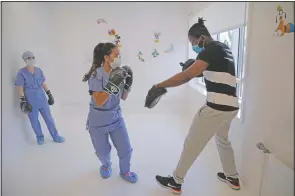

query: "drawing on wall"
(108, 29), (122, 47)
(108, 29), (116, 36)
(164, 44), (174, 53)
(154, 32), (161, 43)
(274, 5), (294, 37)
(96, 18), (107, 24)
(138, 51), (144, 61)
(152, 49), (159, 57)
(137, 51), (145, 62)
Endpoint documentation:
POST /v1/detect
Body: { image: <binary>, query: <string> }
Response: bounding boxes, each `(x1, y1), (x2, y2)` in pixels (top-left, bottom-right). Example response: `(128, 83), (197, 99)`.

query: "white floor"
(3, 101), (251, 196)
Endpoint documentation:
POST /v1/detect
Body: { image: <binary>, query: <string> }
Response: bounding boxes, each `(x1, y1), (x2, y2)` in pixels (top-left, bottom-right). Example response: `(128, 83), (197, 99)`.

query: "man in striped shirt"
(152, 17), (240, 194)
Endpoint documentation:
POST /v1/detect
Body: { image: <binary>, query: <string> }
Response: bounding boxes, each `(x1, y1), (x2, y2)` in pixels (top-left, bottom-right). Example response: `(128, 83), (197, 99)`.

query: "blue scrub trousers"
(28, 101), (58, 139)
(88, 108), (133, 175)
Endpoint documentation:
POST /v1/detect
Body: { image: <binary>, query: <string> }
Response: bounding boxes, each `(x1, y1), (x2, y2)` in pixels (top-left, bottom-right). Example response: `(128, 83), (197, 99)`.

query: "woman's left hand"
(121, 91), (129, 100)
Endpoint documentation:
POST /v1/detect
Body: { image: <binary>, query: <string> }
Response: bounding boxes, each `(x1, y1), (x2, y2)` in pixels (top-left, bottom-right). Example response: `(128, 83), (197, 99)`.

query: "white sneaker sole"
(156, 179), (182, 195)
(217, 176), (240, 190)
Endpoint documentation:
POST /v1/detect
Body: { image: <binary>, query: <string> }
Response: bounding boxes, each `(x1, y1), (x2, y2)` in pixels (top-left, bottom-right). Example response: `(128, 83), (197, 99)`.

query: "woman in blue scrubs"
(15, 51), (65, 145)
(83, 43), (137, 183)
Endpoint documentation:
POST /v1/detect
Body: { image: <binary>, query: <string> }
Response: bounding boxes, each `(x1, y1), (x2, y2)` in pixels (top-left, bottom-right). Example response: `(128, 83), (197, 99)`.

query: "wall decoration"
(95, 19), (122, 48)
(108, 29), (116, 36)
(164, 44), (174, 53)
(137, 51), (145, 62)
(96, 18), (107, 24)
(108, 29), (122, 47)
(152, 49), (159, 57)
(274, 5), (294, 37)
(154, 32), (161, 43)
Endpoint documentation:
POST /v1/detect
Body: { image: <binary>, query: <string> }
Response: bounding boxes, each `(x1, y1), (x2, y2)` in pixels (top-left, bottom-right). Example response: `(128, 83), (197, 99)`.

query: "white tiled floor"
(3, 103), (251, 196)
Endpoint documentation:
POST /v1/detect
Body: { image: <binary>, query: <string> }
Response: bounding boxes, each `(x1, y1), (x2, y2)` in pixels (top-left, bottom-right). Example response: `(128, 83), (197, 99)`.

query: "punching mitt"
(180, 59), (203, 77)
(145, 85), (167, 109)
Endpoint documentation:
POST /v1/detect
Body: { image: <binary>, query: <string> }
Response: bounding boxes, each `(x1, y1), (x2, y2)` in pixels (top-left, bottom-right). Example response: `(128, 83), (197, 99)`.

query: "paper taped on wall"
(108, 29), (122, 47)
(154, 32), (161, 43)
(274, 5), (294, 37)
(164, 44), (174, 53)
(137, 51), (145, 62)
(152, 49), (159, 57)
(96, 18), (107, 24)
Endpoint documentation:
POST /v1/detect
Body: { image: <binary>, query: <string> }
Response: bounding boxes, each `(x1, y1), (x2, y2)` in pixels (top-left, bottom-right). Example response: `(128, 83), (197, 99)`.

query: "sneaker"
(120, 172), (138, 183)
(53, 136), (65, 143)
(217, 172), (240, 190)
(37, 137), (44, 145)
(100, 165), (112, 179)
(155, 175), (182, 195)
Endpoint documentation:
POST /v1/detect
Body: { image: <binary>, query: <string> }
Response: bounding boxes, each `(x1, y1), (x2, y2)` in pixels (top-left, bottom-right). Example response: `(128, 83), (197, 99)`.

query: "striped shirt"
(196, 41), (239, 111)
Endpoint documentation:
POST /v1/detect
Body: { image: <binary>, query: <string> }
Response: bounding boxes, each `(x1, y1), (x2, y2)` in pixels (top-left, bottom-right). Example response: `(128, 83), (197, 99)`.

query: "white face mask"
(26, 59), (36, 66)
(110, 56), (121, 69)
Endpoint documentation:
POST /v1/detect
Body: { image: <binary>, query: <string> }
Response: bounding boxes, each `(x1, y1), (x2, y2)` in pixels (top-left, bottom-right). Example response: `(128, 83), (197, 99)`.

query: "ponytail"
(188, 17), (211, 38)
(82, 43), (105, 82)
(82, 62), (102, 82)
(82, 42), (117, 82)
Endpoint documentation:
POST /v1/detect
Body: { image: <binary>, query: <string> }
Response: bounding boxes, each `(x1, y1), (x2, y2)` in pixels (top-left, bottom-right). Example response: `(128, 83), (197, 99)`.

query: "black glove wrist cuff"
(20, 96), (26, 102)
(46, 90), (51, 95)
(124, 84), (131, 93)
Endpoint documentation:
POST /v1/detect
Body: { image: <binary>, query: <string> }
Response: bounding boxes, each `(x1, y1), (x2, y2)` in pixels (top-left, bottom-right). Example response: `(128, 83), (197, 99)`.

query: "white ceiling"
(182, 2), (212, 18)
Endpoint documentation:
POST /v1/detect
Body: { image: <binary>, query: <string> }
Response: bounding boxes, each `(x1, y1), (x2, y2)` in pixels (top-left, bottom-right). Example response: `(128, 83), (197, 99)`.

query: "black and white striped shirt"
(196, 41), (239, 111)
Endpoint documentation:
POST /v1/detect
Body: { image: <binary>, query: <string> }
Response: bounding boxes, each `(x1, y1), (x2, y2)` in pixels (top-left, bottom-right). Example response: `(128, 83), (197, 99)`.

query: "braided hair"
(188, 17), (211, 38)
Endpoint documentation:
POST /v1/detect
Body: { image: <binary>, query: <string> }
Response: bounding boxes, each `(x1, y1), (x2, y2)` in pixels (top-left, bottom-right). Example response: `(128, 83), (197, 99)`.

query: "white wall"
(185, 2), (212, 19)
(190, 2), (247, 34)
(2, 1), (195, 172)
(236, 2), (294, 195)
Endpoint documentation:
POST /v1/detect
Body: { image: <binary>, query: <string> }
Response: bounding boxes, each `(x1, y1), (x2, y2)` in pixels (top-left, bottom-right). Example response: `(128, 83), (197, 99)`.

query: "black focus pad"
(144, 85), (167, 109)
(179, 59), (203, 77)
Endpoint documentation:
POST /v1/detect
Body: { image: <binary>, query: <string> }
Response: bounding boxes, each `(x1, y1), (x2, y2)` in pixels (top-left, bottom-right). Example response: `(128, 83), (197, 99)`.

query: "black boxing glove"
(20, 96), (32, 114)
(103, 67), (128, 95)
(122, 65), (133, 93)
(180, 59), (203, 77)
(46, 90), (55, 105)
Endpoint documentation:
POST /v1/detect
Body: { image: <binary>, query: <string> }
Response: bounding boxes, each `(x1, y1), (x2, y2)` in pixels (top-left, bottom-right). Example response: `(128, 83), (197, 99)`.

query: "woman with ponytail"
(83, 42), (137, 183)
